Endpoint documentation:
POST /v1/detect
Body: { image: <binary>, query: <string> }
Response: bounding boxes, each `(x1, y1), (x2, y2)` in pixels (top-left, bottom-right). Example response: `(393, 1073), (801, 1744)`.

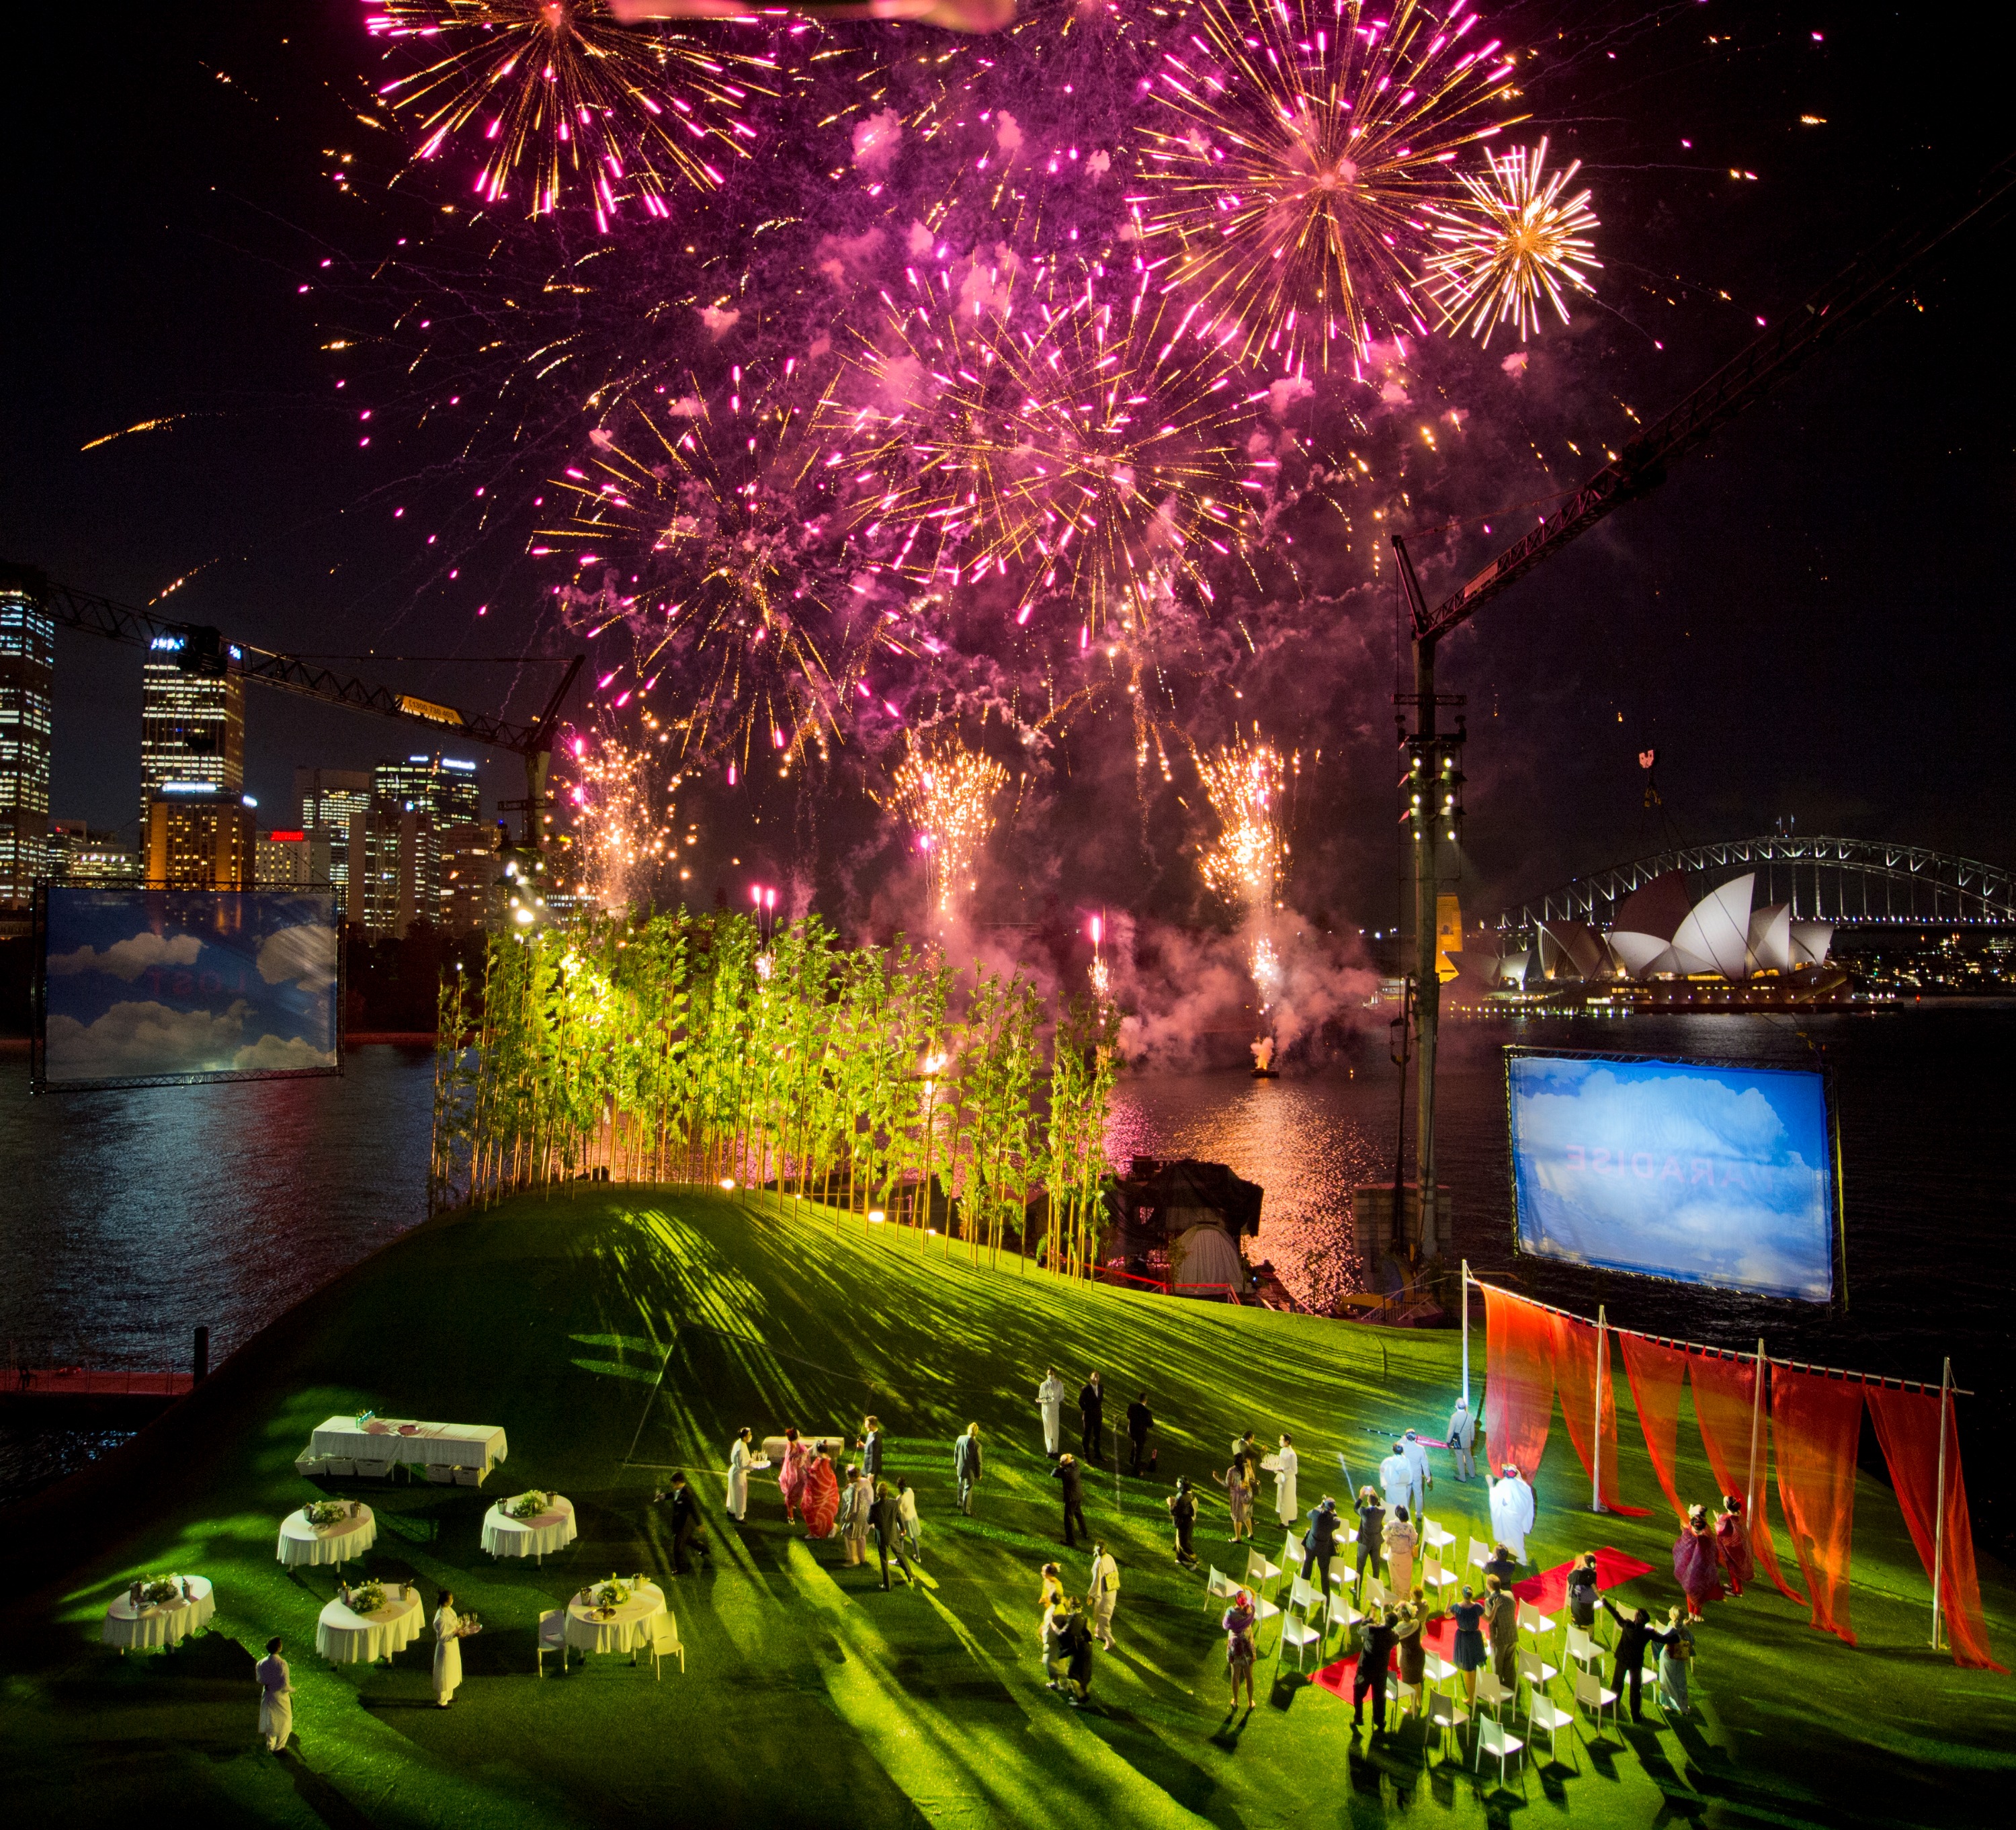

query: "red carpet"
(1310, 1548), (1654, 1701)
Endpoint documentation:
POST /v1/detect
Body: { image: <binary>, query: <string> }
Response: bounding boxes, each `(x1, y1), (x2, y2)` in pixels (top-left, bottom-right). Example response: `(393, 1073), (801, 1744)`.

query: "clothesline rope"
(1462, 1274), (1972, 1399)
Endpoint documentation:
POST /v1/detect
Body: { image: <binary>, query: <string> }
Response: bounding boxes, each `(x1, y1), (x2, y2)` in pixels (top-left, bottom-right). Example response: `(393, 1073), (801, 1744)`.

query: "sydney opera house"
(1467, 871), (1849, 1003)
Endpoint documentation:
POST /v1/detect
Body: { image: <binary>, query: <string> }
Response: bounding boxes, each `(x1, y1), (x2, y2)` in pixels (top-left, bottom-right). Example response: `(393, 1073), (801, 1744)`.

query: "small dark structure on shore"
(1103, 1157), (1263, 1294)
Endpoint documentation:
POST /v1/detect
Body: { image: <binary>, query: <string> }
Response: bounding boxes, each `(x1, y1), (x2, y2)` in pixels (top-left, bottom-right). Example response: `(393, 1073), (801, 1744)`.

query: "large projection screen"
(1507, 1050), (1838, 1300)
(33, 887), (341, 1092)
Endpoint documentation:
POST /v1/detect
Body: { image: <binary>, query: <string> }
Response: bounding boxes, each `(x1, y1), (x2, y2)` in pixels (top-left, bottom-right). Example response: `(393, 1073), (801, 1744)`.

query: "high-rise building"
(48, 819), (138, 885)
(141, 637), (244, 818)
(294, 767), (372, 906)
(0, 575), (54, 908)
(257, 828), (332, 889)
(440, 821), (500, 933)
(374, 753), (482, 828)
(348, 798), (436, 938)
(145, 791), (257, 889)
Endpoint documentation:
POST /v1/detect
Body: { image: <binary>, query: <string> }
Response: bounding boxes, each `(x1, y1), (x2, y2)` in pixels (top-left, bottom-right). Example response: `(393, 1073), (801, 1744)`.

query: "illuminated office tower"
(0, 576), (54, 907)
(257, 827), (331, 888)
(347, 797), (435, 938)
(374, 753), (482, 827)
(140, 636), (243, 817)
(295, 767), (372, 905)
(145, 790), (257, 889)
(48, 819), (138, 884)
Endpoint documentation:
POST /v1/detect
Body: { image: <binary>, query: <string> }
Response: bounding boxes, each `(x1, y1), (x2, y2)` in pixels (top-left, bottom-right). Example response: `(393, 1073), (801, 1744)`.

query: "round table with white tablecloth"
(564, 1580), (666, 1655)
(315, 1585), (426, 1664)
(101, 1576), (214, 1651)
(482, 1494), (577, 1563)
(277, 1503), (377, 1569)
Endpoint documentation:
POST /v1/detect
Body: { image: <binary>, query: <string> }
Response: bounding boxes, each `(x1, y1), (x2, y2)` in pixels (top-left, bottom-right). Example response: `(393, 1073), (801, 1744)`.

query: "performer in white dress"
(1037, 1366), (1068, 1458)
(1378, 1441), (1414, 1512)
(1272, 1433), (1300, 1525)
(726, 1427), (755, 1522)
(1488, 1464), (1537, 1563)
(255, 1636), (292, 1752)
(432, 1591), (464, 1707)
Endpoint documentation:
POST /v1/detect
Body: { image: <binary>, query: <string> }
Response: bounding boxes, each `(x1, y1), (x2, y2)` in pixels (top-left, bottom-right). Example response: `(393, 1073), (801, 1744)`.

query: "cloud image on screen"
(1507, 1053), (1835, 1300)
(39, 888), (339, 1090)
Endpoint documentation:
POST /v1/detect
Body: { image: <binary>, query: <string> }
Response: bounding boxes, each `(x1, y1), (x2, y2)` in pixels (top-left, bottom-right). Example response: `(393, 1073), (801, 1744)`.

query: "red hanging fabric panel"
(1480, 1286), (1556, 1481)
(1616, 1334), (1690, 1522)
(1771, 1366), (1863, 1645)
(1865, 1385), (2007, 1673)
(1689, 1351), (1803, 1606)
(1552, 1315), (1651, 1515)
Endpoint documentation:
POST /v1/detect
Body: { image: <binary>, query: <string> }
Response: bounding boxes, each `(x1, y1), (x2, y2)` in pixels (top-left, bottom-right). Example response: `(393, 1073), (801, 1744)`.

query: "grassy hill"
(1, 1186), (2009, 1828)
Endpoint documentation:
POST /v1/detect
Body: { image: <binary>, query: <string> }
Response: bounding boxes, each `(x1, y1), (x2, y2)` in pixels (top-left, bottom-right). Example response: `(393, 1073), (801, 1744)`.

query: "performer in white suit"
(1488, 1464), (1536, 1563)
(1272, 1433), (1300, 1525)
(1037, 1366), (1068, 1458)
(1400, 1429), (1431, 1512)
(726, 1427), (755, 1522)
(255, 1636), (292, 1752)
(1378, 1442), (1414, 1512)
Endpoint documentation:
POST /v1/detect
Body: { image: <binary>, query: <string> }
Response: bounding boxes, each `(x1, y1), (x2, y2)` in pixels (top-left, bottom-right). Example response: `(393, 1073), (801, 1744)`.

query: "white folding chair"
(1517, 1597), (1556, 1642)
(1474, 1667), (1510, 1720)
(1278, 1534), (1303, 1595)
(1574, 1667), (1618, 1729)
(649, 1614), (685, 1679)
(1421, 1557), (1459, 1597)
(1421, 1516), (1456, 1554)
(1245, 1548), (1282, 1595)
(1361, 1573), (1388, 1612)
(536, 1609), (569, 1677)
(1465, 1538), (1491, 1576)
(1474, 1716), (1525, 1782)
(1421, 1651), (1457, 1698)
(1203, 1566), (1236, 1612)
(1427, 1690), (1471, 1755)
(1327, 1588), (1363, 1641)
(1527, 1693), (1577, 1765)
(1517, 1647), (1560, 1692)
(1276, 1581), (1326, 1671)
(1564, 1624), (1603, 1677)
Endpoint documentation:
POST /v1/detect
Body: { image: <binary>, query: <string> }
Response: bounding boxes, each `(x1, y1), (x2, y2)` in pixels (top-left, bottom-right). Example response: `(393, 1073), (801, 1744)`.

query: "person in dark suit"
(665, 1472), (707, 1574)
(1483, 1574), (1519, 1688)
(872, 1479), (913, 1589)
(1078, 1374), (1104, 1462)
(1481, 1543), (1521, 1591)
(1054, 1452), (1089, 1546)
(1601, 1598), (1674, 1720)
(1126, 1393), (1153, 1475)
(1353, 1488), (1386, 1593)
(857, 1416), (884, 1481)
(1301, 1496), (1341, 1593)
(1353, 1609), (1399, 1730)
(1167, 1477), (1198, 1568)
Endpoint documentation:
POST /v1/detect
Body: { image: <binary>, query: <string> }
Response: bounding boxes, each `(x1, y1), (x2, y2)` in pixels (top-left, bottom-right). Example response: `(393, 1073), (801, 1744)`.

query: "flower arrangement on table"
(349, 1581), (386, 1617)
(138, 1577), (182, 1607)
(587, 1575), (632, 1614)
(505, 1489), (552, 1522)
(305, 1499), (351, 1528)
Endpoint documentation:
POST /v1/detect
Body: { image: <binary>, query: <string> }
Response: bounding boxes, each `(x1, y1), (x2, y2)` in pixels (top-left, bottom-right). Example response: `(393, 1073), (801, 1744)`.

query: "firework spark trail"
(544, 365), (909, 771)
(362, 1), (775, 224)
(1197, 733), (1286, 908)
(833, 261), (1265, 640)
(558, 727), (682, 909)
(892, 729), (1009, 920)
(1136, 0), (1522, 370)
(1423, 136), (1599, 344)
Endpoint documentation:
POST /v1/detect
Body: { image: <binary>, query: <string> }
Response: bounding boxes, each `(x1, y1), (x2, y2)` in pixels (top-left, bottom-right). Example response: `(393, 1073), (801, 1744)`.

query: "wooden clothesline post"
(1745, 1337), (1766, 1525)
(1931, 1355), (1953, 1652)
(1591, 1304), (1607, 1514)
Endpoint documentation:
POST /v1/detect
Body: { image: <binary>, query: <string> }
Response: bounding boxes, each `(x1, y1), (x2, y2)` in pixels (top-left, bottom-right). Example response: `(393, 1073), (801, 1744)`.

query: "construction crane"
(2, 564), (584, 848)
(1386, 152), (2016, 1263)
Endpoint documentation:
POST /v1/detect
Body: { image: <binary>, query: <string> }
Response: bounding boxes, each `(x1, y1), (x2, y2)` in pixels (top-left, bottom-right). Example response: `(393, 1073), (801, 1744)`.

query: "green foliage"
(429, 911), (1122, 1280)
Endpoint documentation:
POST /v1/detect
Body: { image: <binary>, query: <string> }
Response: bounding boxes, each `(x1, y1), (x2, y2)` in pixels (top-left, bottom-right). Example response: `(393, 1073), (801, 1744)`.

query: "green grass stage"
(1, 1188), (2009, 1827)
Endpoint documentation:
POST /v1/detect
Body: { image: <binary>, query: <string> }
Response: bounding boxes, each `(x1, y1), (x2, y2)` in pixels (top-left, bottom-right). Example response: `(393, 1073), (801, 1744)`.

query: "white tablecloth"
(310, 1416), (509, 1472)
(277, 1505), (378, 1569)
(565, 1581), (666, 1654)
(101, 1576), (214, 1650)
(315, 1587), (425, 1663)
(482, 1495), (577, 1560)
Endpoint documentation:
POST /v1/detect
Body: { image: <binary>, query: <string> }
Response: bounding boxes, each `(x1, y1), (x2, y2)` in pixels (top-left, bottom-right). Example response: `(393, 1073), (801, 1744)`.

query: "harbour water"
(3, 1009), (2010, 1547)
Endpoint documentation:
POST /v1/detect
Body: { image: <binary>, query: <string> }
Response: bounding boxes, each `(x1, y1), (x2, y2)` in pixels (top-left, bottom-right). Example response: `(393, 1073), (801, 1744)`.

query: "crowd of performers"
(688, 1364), (1758, 1730)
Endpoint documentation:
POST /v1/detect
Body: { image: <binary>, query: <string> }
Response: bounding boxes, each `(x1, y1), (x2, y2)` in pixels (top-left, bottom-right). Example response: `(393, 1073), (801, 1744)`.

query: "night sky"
(4, 2), (2011, 944)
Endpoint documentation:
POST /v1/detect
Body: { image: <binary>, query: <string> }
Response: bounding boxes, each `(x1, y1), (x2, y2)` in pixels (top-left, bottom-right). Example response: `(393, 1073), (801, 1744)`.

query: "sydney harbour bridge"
(1486, 834), (2016, 938)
